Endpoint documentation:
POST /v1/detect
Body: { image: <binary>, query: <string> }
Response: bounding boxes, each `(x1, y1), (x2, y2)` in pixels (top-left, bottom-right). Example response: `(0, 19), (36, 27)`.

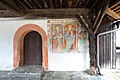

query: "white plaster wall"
(49, 52), (90, 71)
(0, 18), (47, 70)
(0, 18), (90, 71)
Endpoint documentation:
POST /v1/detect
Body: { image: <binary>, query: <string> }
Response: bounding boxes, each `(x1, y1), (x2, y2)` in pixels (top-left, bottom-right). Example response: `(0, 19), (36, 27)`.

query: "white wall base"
(48, 52), (90, 71)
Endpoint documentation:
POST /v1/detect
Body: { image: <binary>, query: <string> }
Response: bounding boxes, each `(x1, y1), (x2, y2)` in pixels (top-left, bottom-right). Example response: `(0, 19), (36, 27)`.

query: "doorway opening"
(24, 31), (42, 65)
(13, 24), (48, 70)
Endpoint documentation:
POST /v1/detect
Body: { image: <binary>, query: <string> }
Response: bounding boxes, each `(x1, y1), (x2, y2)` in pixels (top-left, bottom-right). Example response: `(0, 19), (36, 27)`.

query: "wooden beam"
(44, 0), (51, 8)
(116, 9), (120, 13)
(0, 0), (24, 16)
(16, 0), (28, 9)
(94, 0), (110, 34)
(70, 0), (77, 8)
(68, 0), (73, 8)
(93, 1), (103, 29)
(60, 0), (62, 8)
(106, 8), (120, 20)
(25, 8), (89, 18)
(75, 0), (80, 7)
(76, 15), (94, 35)
(112, 6), (120, 11)
(28, 0), (37, 9)
(49, 0), (54, 8)
(82, 14), (94, 32)
(23, 0), (33, 9)
(0, 10), (21, 17)
(110, 1), (120, 9)
(43, 0), (48, 8)
(33, 0), (42, 8)
(37, 0), (46, 8)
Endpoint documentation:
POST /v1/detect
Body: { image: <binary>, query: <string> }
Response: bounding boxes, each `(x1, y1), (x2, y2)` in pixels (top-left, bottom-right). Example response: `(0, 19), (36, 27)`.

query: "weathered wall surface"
(0, 18), (89, 71)
(0, 18), (47, 70)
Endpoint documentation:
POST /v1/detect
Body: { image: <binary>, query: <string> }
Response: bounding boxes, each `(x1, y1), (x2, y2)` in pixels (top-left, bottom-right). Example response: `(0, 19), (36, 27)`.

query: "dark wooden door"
(24, 31), (42, 65)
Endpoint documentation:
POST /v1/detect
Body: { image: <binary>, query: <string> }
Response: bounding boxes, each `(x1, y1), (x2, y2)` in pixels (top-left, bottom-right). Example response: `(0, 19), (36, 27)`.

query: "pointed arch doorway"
(13, 24), (48, 70)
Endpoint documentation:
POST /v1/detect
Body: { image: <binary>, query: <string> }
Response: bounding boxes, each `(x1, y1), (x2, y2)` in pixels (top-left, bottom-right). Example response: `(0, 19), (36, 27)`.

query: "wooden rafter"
(106, 8), (120, 20)
(116, 9), (120, 13)
(0, 2), (10, 10)
(44, 0), (48, 8)
(44, 0), (51, 8)
(28, 0), (37, 9)
(112, 5), (120, 11)
(76, 15), (94, 35)
(70, 0), (77, 8)
(23, 0), (33, 9)
(60, 0), (62, 8)
(94, 0), (110, 34)
(33, 0), (42, 8)
(0, 10), (21, 17)
(110, 1), (120, 9)
(49, 0), (53, 8)
(37, 0), (45, 8)
(75, 0), (80, 7)
(0, 0), (24, 16)
(52, 0), (59, 8)
(15, 0), (28, 9)
(68, 0), (73, 8)
(82, 14), (94, 32)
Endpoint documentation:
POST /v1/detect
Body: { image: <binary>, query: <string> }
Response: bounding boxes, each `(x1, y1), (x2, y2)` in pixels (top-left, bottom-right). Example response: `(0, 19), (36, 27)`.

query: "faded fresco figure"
(63, 24), (77, 52)
(47, 19), (89, 53)
(78, 30), (88, 53)
(52, 24), (63, 53)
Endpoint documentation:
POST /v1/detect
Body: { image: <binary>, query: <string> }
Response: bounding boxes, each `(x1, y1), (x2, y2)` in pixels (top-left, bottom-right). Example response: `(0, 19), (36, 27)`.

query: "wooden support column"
(89, 35), (97, 67)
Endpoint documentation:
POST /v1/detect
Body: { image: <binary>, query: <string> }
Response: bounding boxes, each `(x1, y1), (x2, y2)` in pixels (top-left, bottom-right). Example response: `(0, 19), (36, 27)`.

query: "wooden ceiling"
(0, 0), (100, 17)
(0, 0), (118, 18)
(110, 1), (120, 16)
(105, 0), (120, 21)
(0, 0), (119, 35)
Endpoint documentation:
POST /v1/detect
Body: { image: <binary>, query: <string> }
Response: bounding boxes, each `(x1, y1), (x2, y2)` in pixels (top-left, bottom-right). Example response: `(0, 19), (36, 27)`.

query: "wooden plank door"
(24, 31), (42, 65)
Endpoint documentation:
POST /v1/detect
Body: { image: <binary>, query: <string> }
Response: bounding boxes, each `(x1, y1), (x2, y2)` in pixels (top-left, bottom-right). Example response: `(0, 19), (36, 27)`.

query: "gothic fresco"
(47, 19), (89, 53)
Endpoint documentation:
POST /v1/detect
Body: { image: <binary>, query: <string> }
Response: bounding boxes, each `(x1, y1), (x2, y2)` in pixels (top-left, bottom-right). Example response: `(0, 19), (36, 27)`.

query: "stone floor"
(0, 65), (43, 80)
(0, 65), (120, 80)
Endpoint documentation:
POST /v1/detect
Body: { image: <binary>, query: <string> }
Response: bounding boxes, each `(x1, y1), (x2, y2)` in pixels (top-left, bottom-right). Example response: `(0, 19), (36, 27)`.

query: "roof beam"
(25, 8), (89, 18)
(0, 0), (24, 16)
(68, 0), (73, 8)
(0, 10), (21, 17)
(94, 0), (110, 34)
(82, 14), (94, 32)
(15, 0), (28, 9)
(49, 0), (54, 8)
(76, 15), (94, 35)
(112, 5), (120, 11)
(106, 8), (120, 20)
(60, 0), (62, 8)
(110, 1), (120, 9)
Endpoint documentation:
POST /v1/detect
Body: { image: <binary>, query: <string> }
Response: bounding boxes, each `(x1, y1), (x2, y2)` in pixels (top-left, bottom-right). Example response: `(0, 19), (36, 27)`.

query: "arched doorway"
(24, 31), (42, 65)
(13, 24), (48, 70)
